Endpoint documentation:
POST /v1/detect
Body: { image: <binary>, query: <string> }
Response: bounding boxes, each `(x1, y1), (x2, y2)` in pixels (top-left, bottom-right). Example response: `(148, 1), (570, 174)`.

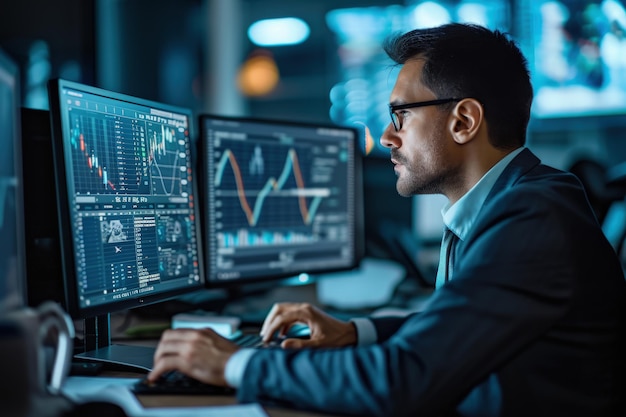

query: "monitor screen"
(199, 115), (362, 287)
(0, 48), (25, 313)
(47, 79), (205, 320)
(518, 0), (626, 119)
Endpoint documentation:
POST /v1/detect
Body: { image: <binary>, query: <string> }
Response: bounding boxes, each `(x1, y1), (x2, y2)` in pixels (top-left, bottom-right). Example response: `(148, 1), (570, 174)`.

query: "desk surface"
(138, 393), (342, 417)
(98, 370), (342, 417)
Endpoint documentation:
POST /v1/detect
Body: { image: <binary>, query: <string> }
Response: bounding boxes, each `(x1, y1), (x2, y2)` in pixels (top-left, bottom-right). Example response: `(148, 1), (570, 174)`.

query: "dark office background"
(1, 0), (403, 122)
(3, 0), (626, 266)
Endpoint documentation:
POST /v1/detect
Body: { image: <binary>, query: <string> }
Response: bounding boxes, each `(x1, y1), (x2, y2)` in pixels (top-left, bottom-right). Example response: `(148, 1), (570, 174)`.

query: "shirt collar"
(442, 147), (524, 240)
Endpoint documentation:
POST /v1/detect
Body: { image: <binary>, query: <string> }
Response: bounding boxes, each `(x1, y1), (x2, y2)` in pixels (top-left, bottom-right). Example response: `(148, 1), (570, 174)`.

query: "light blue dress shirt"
(224, 147), (525, 388)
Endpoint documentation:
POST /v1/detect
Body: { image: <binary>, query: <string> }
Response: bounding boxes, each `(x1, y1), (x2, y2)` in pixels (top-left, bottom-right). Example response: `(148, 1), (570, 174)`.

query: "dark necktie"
(435, 227), (457, 288)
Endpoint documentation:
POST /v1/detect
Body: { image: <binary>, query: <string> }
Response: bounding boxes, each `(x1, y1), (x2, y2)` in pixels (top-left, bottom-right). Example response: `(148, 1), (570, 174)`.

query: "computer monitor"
(516, 0), (626, 122)
(47, 79), (205, 370)
(198, 115), (363, 293)
(0, 48), (26, 314)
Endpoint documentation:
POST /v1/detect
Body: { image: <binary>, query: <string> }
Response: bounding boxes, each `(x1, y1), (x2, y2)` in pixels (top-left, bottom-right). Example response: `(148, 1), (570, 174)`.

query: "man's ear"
(448, 98), (483, 145)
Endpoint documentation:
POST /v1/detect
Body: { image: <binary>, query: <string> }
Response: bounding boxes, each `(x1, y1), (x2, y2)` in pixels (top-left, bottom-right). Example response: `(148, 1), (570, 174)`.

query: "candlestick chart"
(68, 109), (190, 197)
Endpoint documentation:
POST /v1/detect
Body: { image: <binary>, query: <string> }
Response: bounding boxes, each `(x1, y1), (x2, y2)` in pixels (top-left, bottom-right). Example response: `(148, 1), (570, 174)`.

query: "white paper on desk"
(62, 376), (269, 417)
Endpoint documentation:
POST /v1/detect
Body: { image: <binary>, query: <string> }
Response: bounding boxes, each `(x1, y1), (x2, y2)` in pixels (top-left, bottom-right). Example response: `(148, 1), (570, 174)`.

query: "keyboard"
(229, 330), (306, 347)
(230, 332), (264, 347)
(133, 371), (235, 395)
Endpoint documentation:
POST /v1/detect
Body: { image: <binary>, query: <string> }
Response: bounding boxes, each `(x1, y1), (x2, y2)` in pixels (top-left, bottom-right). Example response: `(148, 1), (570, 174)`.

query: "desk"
(138, 392), (342, 417)
(97, 370), (342, 417)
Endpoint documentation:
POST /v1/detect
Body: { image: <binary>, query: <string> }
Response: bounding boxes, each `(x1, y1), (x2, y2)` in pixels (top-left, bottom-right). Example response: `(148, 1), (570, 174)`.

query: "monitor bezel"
(197, 113), (364, 289)
(47, 78), (206, 319)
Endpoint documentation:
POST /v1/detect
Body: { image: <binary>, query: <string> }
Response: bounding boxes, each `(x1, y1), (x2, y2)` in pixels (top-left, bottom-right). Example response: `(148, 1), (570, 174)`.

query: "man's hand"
(147, 328), (240, 386)
(260, 302), (357, 349)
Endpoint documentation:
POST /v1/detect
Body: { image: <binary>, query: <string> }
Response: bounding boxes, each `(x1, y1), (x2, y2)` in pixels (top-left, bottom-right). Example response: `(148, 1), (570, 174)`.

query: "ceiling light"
(248, 17), (310, 47)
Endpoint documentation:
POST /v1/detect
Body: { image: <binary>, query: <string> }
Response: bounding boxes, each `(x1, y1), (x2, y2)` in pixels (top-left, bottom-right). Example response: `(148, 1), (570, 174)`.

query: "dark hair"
(383, 23), (533, 149)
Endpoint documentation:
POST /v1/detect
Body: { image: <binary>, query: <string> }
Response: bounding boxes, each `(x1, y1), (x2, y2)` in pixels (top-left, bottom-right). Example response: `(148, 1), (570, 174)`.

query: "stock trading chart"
(58, 88), (201, 307)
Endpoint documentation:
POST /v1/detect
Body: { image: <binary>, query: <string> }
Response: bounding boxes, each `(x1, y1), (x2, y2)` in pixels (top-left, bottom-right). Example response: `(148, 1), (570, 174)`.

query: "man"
(148, 23), (626, 416)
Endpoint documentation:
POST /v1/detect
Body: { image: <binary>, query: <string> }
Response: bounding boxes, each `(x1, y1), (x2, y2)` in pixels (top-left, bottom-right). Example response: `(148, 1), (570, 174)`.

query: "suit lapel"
(448, 149), (541, 279)
(484, 148), (541, 206)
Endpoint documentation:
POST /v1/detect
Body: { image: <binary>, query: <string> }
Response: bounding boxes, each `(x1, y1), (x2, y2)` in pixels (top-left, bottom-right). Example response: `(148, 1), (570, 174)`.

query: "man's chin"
(395, 183), (412, 198)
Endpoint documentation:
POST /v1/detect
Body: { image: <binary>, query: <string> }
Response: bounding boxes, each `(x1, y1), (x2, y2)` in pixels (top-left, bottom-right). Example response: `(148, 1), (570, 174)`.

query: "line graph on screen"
(214, 146), (329, 227)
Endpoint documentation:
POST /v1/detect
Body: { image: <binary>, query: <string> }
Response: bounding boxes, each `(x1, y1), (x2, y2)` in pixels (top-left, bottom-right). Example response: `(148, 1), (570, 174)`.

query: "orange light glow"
(237, 52), (280, 97)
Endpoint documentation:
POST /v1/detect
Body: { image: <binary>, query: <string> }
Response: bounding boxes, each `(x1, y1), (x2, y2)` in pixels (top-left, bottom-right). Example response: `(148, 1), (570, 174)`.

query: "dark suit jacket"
(237, 149), (626, 417)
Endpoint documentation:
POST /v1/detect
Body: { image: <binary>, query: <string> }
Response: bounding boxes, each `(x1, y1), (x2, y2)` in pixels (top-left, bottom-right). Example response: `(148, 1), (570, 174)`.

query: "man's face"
(380, 59), (460, 198)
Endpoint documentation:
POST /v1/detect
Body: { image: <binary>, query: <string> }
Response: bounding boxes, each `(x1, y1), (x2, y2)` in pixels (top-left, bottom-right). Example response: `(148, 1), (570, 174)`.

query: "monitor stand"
(74, 314), (155, 372)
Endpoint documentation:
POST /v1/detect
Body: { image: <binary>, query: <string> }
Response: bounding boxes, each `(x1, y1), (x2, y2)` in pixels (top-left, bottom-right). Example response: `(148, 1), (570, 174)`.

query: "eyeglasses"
(389, 98), (462, 131)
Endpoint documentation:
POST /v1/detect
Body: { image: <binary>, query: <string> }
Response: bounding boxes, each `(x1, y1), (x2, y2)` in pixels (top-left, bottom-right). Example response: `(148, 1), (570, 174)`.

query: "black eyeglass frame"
(389, 98), (462, 131)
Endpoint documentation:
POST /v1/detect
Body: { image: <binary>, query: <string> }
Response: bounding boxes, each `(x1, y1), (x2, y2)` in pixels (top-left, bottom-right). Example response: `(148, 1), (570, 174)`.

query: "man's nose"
(380, 123), (399, 149)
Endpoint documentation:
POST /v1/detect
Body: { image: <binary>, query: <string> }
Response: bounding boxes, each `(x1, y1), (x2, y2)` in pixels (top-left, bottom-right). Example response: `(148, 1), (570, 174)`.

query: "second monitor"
(199, 115), (363, 287)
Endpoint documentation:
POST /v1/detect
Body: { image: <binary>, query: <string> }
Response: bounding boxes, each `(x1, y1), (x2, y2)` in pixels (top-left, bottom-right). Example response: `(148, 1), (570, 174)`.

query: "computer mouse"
(266, 323), (311, 345)
(284, 323), (311, 339)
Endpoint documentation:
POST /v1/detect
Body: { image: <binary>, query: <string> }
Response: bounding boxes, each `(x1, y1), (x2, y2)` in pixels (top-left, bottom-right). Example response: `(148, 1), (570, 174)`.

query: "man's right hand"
(260, 302), (357, 349)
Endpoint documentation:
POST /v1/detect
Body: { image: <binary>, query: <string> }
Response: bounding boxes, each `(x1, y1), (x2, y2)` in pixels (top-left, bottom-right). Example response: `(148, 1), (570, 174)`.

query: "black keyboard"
(133, 371), (235, 395)
(230, 331), (294, 348)
(230, 332), (264, 347)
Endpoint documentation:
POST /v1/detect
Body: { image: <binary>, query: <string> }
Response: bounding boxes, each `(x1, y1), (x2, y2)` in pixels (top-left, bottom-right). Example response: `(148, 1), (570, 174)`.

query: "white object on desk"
(316, 257), (405, 310)
(171, 313), (241, 337)
(62, 376), (269, 417)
